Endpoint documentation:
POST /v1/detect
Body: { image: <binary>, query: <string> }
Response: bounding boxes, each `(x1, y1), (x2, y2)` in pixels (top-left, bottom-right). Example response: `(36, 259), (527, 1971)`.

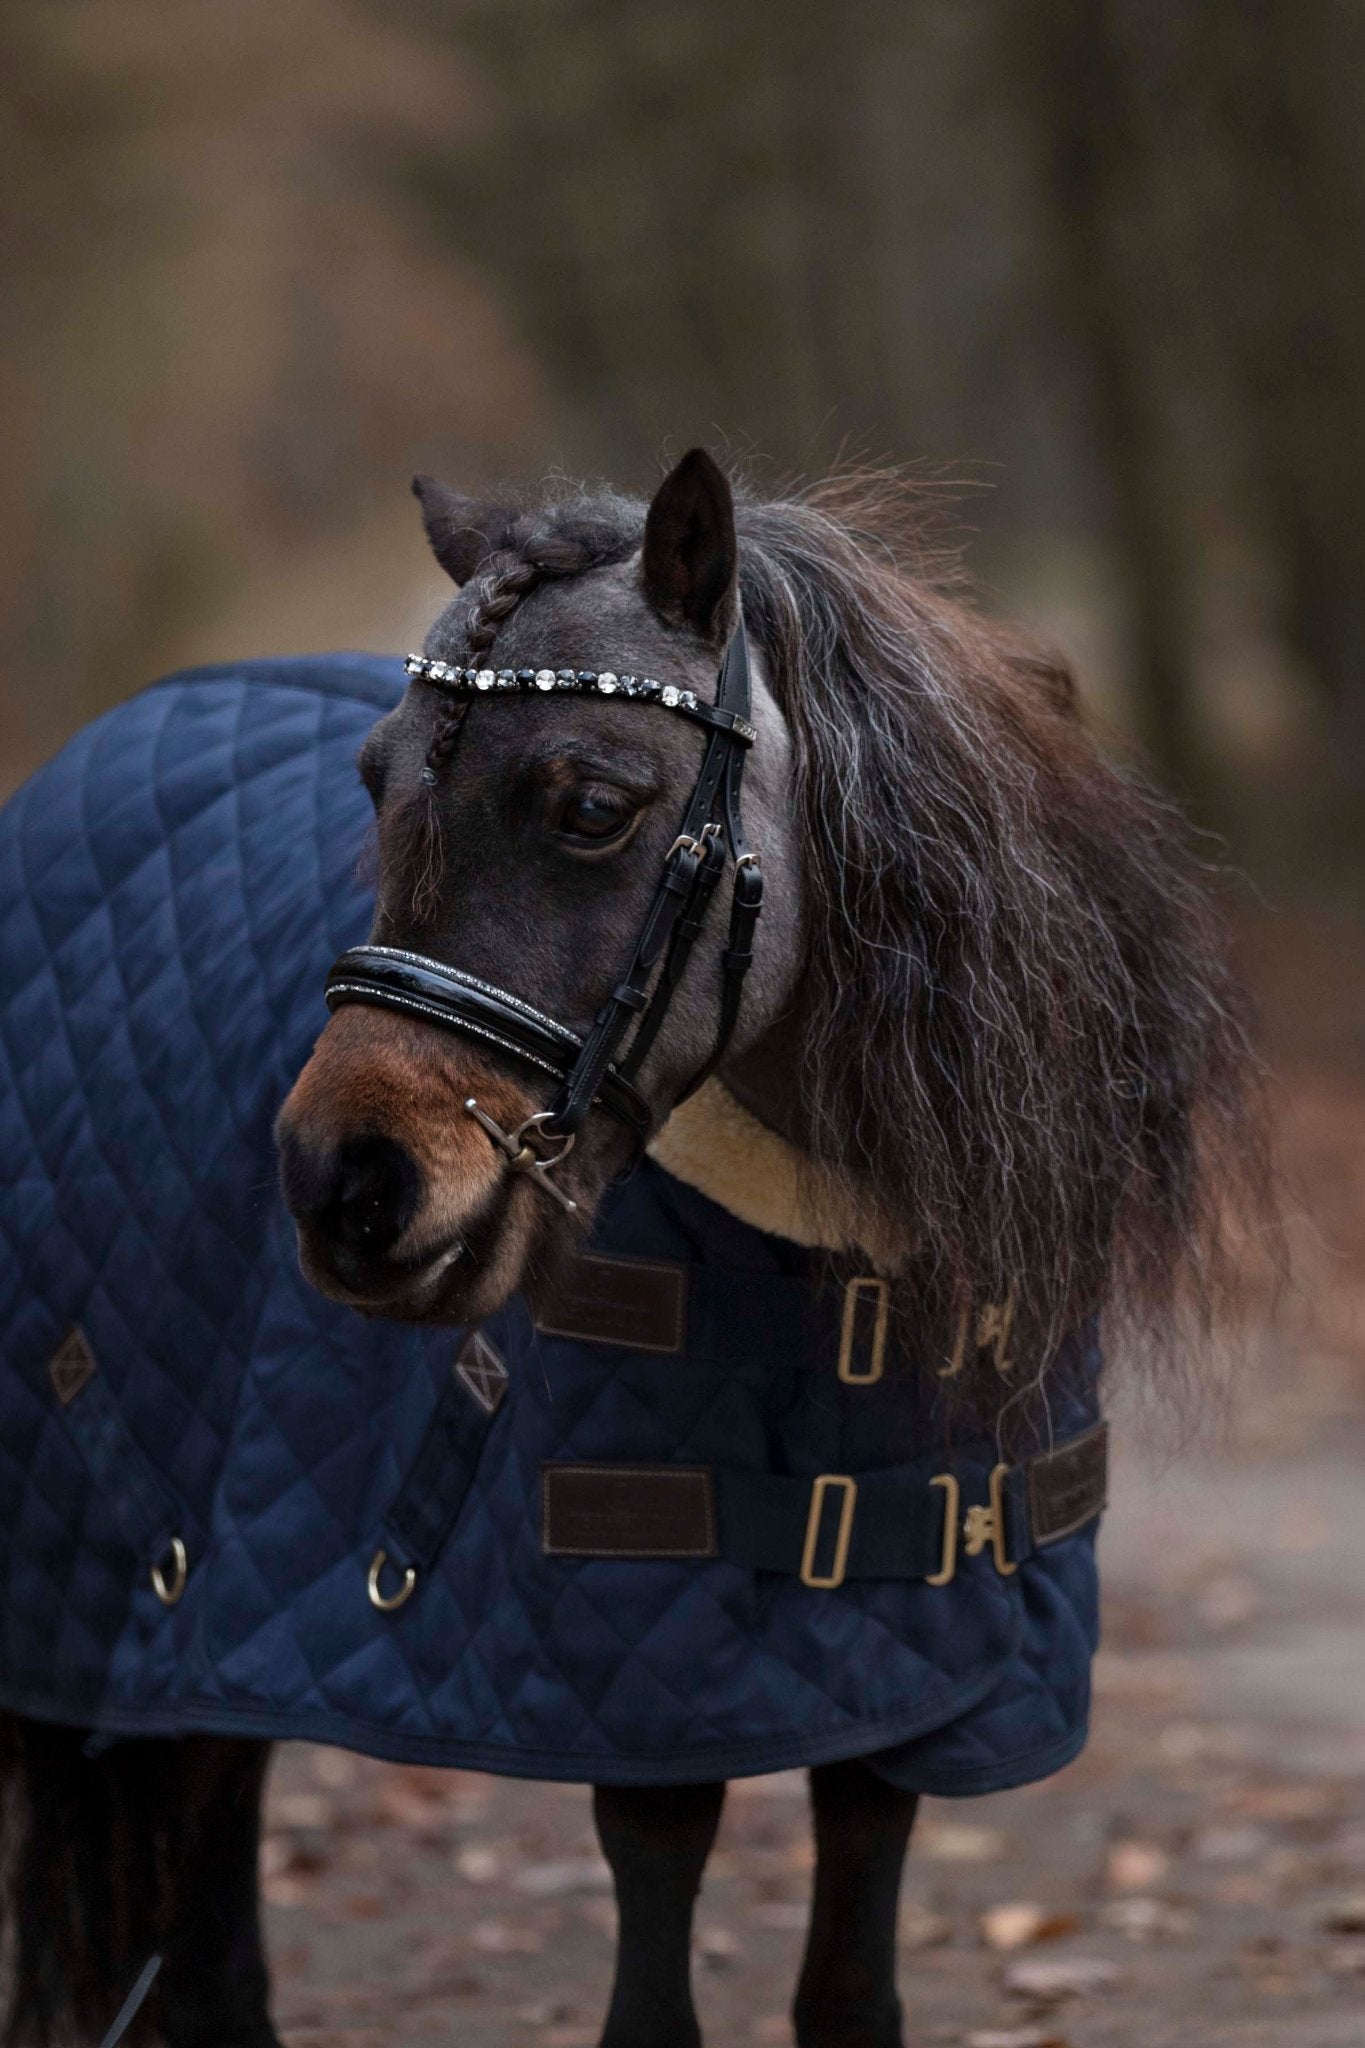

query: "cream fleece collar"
(648, 1078), (901, 1270)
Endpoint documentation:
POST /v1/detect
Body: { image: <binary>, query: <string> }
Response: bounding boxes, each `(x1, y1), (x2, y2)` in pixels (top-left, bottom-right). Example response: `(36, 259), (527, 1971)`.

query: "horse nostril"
(279, 1130), (421, 1259)
(330, 1135), (420, 1253)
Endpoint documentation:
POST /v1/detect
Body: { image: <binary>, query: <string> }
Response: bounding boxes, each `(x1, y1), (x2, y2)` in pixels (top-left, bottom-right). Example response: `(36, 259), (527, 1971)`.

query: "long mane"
(733, 474), (1276, 1408)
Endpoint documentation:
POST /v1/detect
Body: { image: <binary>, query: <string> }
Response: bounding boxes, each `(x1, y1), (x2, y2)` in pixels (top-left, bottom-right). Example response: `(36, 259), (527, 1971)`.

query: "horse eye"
(558, 784), (635, 843)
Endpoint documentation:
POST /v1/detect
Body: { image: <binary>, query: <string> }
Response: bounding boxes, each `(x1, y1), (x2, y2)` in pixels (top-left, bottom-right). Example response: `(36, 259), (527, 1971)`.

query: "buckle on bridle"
(465, 1100), (578, 1214)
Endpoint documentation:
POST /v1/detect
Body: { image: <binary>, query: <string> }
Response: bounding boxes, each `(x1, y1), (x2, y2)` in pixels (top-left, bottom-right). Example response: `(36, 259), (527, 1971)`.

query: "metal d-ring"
(150, 1535), (188, 1607)
(464, 1099), (579, 1214)
(367, 1548), (417, 1612)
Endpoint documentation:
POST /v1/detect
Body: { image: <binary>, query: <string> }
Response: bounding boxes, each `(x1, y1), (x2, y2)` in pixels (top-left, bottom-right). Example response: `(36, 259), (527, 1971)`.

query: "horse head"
(276, 450), (803, 1323)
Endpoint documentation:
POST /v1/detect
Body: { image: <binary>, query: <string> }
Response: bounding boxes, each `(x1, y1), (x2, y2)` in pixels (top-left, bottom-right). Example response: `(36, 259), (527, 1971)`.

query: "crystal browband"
(403, 654), (757, 745)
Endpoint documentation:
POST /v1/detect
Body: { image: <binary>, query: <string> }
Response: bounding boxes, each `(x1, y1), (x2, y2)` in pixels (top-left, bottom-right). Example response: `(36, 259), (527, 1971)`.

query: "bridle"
(324, 619), (763, 1212)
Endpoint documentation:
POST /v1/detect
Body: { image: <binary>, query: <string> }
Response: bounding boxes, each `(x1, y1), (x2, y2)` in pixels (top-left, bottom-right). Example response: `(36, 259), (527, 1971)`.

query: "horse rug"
(0, 655), (1105, 1791)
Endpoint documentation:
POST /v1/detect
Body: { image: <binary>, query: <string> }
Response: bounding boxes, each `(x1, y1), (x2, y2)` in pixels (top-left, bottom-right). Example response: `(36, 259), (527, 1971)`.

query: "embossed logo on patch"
(453, 1329), (509, 1416)
(48, 1326), (97, 1407)
(541, 1463), (717, 1558)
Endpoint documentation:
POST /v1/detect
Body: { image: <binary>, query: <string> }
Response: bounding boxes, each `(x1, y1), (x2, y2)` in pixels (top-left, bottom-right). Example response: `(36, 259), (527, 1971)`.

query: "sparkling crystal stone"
(461, 669), (478, 685)
(475, 670), (495, 690)
(496, 669), (515, 685)
(516, 668), (536, 684)
(661, 685), (680, 707)
(577, 669), (597, 685)
(640, 679), (661, 699)
(597, 672), (619, 693)
(404, 654), (422, 675)
(555, 672), (577, 689)
(534, 669), (556, 690)
(680, 691), (698, 710)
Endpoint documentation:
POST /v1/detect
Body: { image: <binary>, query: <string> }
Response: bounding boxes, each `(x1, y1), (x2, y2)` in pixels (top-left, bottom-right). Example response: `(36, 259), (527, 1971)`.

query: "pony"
(0, 450), (1270, 2047)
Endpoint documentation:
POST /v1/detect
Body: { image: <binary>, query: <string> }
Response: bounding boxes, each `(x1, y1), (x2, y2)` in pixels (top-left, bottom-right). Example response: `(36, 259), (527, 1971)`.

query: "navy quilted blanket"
(0, 656), (1101, 1791)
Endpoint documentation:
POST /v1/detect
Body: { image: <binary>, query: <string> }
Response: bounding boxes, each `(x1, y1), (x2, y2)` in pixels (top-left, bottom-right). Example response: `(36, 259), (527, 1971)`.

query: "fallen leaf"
(980, 1903), (1079, 1952)
(1194, 1824), (1269, 1864)
(1100, 1895), (1193, 1942)
(455, 1843), (503, 1884)
(1322, 1893), (1365, 1935)
(1104, 1839), (1169, 1891)
(965, 2031), (1071, 2048)
(1003, 1955), (1123, 2002)
(471, 1918), (546, 1953)
(514, 1856), (612, 1896)
(752, 1901), (808, 1931)
(900, 1900), (954, 1949)
(516, 1998), (576, 2026)
(918, 1821), (1008, 1863)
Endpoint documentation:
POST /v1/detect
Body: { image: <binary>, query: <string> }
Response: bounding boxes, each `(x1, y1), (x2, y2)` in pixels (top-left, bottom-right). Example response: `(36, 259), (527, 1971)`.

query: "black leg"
(592, 1779), (726, 2048)
(157, 1738), (281, 2048)
(792, 1759), (918, 2048)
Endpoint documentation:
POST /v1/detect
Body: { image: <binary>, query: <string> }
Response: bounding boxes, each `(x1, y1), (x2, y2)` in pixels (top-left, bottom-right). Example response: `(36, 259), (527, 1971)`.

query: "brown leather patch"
(48, 1326), (97, 1407)
(535, 1253), (686, 1355)
(454, 1328), (509, 1416)
(1028, 1421), (1109, 1547)
(542, 1463), (717, 1558)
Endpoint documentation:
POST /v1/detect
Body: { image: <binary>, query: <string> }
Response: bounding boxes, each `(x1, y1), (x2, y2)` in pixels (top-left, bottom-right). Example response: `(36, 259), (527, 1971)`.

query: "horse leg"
(592, 1780), (726, 2048)
(792, 1759), (919, 2048)
(156, 1737), (280, 2048)
(1, 1715), (167, 2046)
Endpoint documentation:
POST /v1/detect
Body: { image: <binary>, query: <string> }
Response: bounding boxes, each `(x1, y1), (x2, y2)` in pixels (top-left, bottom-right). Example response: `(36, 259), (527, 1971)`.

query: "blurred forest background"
(2, 0), (1363, 919)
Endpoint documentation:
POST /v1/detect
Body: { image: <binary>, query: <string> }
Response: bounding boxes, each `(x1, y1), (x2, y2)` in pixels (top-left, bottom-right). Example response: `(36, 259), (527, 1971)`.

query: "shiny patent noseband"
(325, 621), (763, 1211)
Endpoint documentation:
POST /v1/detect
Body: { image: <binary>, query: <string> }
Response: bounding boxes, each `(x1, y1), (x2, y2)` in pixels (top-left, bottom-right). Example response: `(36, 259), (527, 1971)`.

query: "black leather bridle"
(324, 620), (763, 1211)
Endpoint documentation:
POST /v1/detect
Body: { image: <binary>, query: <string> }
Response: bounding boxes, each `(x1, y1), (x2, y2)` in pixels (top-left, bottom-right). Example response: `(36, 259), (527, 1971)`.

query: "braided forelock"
(463, 501), (642, 655)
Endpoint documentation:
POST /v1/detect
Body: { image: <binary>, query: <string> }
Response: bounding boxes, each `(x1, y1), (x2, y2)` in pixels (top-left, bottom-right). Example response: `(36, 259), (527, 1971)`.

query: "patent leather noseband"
(325, 620), (763, 1206)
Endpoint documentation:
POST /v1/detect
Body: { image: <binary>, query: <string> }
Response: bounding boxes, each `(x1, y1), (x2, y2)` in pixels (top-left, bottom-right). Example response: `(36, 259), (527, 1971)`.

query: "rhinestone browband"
(403, 654), (757, 744)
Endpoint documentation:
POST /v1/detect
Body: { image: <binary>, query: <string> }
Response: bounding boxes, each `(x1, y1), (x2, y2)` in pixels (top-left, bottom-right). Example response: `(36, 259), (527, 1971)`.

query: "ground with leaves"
(261, 1016), (1365, 2045)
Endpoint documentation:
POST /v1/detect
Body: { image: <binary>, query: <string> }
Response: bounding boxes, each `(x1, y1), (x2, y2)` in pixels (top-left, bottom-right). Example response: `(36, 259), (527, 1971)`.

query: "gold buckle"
(801, 1474), (858, 1589)
(940, 1289), (1017, 1379)
(926, 1474), (960, 1585)
(961, 1463), (1017, 1577)
(838, 1276), (889, 1384)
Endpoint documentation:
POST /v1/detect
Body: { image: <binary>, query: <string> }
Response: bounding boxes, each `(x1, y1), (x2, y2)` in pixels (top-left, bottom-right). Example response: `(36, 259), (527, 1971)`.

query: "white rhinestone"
(597, 672), (619, 694)
(661, 684), (680, 707)
(475, 670), (495, 690)
(535, 669), (557, 692)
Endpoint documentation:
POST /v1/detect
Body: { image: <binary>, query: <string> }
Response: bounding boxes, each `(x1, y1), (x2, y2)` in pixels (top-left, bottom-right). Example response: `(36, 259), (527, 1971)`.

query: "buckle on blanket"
(837, 1276), (889, 1384)
(962, 1462), (1017, 1578)
(800, 1473), (858, 1589)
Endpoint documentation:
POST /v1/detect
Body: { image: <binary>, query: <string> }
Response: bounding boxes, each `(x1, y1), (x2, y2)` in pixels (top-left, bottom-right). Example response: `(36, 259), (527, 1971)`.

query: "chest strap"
(540, 1423), (1107, 1591)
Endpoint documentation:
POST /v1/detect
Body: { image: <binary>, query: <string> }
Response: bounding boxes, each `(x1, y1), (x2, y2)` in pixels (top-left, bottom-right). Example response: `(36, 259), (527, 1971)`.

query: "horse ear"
(641, 449), (737, 641)
(412, 475), (518, 585)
